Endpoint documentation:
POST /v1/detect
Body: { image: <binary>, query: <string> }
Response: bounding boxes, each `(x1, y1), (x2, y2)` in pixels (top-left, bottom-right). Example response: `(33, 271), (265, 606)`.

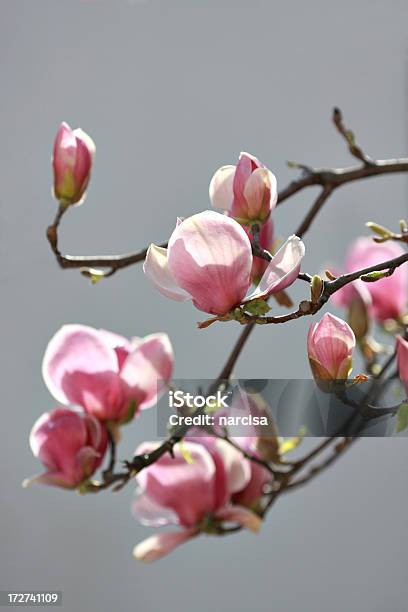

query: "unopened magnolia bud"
(400, 219), (408, 233)
(366, 222), (392, 239)
(53, 122), (95, 206)
(310, 275), (324, 302)
(347, 288), (370, 341)
(209, 152), (277, 223)
(308, 313), (356, 382)
(360, 270), (389, 282)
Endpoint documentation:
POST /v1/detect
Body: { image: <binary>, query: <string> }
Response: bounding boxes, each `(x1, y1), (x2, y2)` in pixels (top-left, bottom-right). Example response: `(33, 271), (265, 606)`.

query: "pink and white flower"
(144, 211), (305, 315)
(209, 152), (277, 223)
(132, 438), (264, 562)
(26, 408), (108, 489)
(42, 325), (173, 422)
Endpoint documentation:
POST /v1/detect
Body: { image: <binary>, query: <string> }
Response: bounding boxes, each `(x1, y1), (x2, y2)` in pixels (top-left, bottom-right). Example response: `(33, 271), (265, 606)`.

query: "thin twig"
(46, 203), (168, 278)
(199, 250), (408, 328)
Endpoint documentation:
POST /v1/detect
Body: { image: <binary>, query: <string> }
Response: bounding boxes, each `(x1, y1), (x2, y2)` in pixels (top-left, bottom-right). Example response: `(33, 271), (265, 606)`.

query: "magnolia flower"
(307, 313), (356, 381)
(209, 152), (277, 223)
(332, 237), (407, 322)
(42, 325), (173, 422)
(132, 438), (263, 562)
(25, 408), (107, 489)
(396, 336), (408, 395)
(144, 211), (305, 315)
(52, 122), (95, 205)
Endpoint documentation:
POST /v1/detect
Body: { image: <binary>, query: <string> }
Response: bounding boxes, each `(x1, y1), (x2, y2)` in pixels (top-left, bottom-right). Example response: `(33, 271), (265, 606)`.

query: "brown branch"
(295, 186), (333, 238)
(199, 249), (408, 328)
(332, 106), (374, 165)
(46, 203), (168, 278)
(277, 156), (408, 206)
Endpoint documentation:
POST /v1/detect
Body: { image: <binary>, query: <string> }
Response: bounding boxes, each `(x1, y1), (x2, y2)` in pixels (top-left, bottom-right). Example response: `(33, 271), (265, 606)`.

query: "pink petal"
(28, 408), (107, 488)
(135, 441), (217, 527)
(132, 491), (180, 527)
(233, 152), (262, 201)
(53, 122), (76, 170)
(29, 409), (89, 487)
(245, 235), (305, 301)
(42, 325), (122, 419)
(212, 439), (251, 495)
(133, 529), (198, 562)
(76, 446), (101, 478)
(98, 329), (132, 369)
(243, 167), (277, 219)
(167, 210), (252, 314)
(29, 408), (87, 470)
(72, 128), (95, 203)
(183, 436), (251, 508)
(82, 413), (101, 447)
(73, 128), (95, 163)
(143, 244), (192, 302)
(231, 437), (271, 507)
(215, 505), (262, 533)
(22, 471), (77, 489)
(120, 333), (174, 410)
(209, 165), (235, 209)
(307, 322), (318, 362)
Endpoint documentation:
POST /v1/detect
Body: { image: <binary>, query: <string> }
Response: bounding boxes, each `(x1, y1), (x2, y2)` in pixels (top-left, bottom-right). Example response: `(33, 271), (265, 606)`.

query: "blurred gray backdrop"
(1, 1), (408, 611)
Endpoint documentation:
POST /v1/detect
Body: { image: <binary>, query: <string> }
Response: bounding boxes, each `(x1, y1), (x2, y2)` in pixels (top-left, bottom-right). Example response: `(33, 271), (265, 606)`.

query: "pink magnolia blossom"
(144, 211), (305, 315)
(26, 408), (107, 489)
(211, 391), (273, 508)
(53, 122), (95, 205)
(332, 237), (407, 322)
(209, 152), (277, 223)
(307, 313), (356, 381)
(132, 438), (263, 562)
(231, 438), (271, 509)
(42, 325), (173, 422)
(396, 336), (408, 395)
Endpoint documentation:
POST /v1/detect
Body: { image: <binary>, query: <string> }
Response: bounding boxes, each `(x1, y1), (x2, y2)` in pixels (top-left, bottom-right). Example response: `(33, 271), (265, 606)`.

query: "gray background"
(1, 1), (408, 611)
